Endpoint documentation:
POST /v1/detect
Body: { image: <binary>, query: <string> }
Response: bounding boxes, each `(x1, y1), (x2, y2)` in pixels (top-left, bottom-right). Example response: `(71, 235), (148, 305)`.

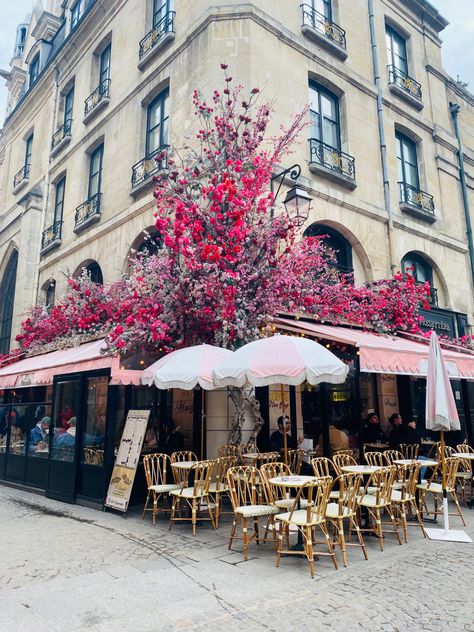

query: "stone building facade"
(0, 0), (473, 355)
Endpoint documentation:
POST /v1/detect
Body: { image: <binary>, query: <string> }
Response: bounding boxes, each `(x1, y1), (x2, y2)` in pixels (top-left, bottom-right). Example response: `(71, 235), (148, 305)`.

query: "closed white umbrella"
(213, 334), (348, 463)
(142, 344), (234, 457)
(424, 332), (471, 543)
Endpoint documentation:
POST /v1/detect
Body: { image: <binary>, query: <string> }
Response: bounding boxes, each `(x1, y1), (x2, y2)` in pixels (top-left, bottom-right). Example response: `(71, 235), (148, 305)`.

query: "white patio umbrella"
(213, 334), (349, 464)
(424, 332), (472, 543)
(142, 344), (234, 458)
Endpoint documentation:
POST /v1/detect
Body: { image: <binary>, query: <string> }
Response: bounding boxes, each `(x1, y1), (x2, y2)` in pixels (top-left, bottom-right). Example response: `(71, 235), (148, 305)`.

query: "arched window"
(45, 279), (56, 309)
(402, 251), (437, 305)
(304, 224), (353, 273)
(136, 229), (162, 257)
(0, 251), (19, 354)
(85, 261), (103, 285)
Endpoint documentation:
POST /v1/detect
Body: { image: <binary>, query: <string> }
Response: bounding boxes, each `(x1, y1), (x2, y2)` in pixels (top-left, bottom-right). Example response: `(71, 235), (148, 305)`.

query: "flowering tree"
(12, 67), (438, 361)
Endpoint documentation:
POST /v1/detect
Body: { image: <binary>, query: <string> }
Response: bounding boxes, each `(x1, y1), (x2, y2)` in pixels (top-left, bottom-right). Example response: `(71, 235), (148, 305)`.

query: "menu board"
(105, 409), (150, 513)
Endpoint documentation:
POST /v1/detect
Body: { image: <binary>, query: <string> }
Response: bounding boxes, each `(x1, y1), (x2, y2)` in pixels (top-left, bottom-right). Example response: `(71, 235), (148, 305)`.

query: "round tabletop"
(269, 475), (317, 487)
(364, 443), (389, 449)
(452, 452), (474, 460)
(341, 465), (381, 474)
(242, 453), (260, 460)
(394, 459), (438, 467)
(171, 461), (198, 470)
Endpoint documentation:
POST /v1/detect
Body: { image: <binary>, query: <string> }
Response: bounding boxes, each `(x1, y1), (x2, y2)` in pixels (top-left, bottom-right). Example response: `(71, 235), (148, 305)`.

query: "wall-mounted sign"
(418, 308), (456, 338)
(105, 409), (150, 513)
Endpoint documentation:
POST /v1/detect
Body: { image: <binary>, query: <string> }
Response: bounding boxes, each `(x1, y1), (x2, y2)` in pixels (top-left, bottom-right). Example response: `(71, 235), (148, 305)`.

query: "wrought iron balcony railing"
(41, 220), (63, 252)
(300, 3), (346, 50)
(75, 192), (102, 230)
(309, 139), (355, 180)
(131, 145), (169, 189)
(399, 182), (434, 216)
(139, 11), (175, 59)
(51, 118), (72, 152)
(84, 78), (110, 118)
(387, 65), (422, 102)
(13, 164), (30, 189)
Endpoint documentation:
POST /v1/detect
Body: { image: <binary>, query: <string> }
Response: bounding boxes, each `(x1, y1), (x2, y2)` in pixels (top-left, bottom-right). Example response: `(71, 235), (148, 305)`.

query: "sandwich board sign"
(105, 409), (150, 513)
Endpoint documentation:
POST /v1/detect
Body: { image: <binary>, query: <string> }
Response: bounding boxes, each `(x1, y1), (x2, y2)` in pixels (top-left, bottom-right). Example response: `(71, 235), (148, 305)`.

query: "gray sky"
(0, 1), (473, 121)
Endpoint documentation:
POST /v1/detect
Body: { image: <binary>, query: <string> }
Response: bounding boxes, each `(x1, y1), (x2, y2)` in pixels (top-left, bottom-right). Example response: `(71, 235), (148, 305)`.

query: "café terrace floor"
(1, 484), (473, 632)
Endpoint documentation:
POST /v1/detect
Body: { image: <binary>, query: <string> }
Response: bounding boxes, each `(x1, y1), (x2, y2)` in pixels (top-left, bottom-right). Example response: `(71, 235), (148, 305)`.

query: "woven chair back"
(333, 472), (363, 515)
(143, 453), (172, 488)
(288, 476), (332, 524)
(227, 466), (260, 509)
(260, 462), (291, 504)
(287, 449), (304, 474)
(240, 443), (258, 455)
(332, 453), (356, 475)
(311, 456), (333, 478)
(366, 465), (397, 506)
(217, 444), (241, 459)
(190, 460), (214, 495)
(254, 452), (280, 467)
(213, 455), (238, 491)
(364, 451), (388, 467)
(333, 449), (353, 457)
(399, 443), (419, 459)
(437, 444), (455, 461)
(396, 462), (421, 499)
(384, 450), (403, 465)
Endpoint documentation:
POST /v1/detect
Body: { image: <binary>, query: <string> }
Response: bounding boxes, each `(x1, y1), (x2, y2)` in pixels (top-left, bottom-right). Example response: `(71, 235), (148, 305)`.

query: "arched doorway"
(0, 251), (19, 354)
(74, 260), (103, 285)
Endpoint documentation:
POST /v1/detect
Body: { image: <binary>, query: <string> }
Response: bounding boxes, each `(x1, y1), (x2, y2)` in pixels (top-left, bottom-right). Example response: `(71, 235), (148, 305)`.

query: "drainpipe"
(367, 0), (396, 275)
(449, 102), (474, 290)
(33, 65), (61, 304)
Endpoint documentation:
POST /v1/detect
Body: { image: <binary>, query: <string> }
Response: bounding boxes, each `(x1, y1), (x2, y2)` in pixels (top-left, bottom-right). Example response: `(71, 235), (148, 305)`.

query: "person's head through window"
(368, 412), (380, 426)
(276, 415), (290, 435)
(389, 413), (402, 427)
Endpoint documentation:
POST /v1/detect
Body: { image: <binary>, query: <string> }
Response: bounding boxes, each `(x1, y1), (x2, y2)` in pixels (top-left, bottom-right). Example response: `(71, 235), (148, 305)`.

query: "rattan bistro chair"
(227, 466), (278, 561)
(455, 444), (474, 503)
(364, 451), (388, 467)
(398, 444), (419, 459)
(417, 457), (466, 526)
(384, 450), (403, 465)
(325, 473), (368, 567)
(217, 444), (241, 459)
(288, 449), (304, 474)
(142, 453), (180, 524)
(208, 455), (237, 527)
(169, 460), (216, 535)
(275, 477), (337, 578)
(332, 453), (357, 476)
(390, 462), (427, 542)
(260, 462), (294, 510)
(170, 450), (198, 486)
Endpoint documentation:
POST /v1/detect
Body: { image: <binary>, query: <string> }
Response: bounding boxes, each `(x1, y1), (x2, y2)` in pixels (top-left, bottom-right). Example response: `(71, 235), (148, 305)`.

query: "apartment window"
(64, 86), (74, 125)
(153, 0), (171, 28)
(304, 223), (353, 274)
(146, 89), (169, 155)
(309, 82), (340, 149)
(99, 44), (111, 86)
(386, 26), (408, 75)
(25, 133), (33, 173)
(71, 1), (82, 30)
(29, 53), (40, 85)
(0, 251), (18, 355)
(88, 144), (104, 198)
(53, 177), (66, 223)
(402, 252), (432, 285)
(311, 0), (332, 19)
(396, 131), (418, 189)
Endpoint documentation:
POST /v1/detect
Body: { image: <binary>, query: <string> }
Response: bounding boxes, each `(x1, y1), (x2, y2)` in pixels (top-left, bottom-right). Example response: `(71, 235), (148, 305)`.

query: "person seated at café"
(30, 416), (51, 446)
(313, 421), (350, 458)
(270, 415), (304, 454)
(54, 416), (77, 449)
(364, 412), (387, 444)
(388, 413), (416, 450)
(402, 419), (422, 447)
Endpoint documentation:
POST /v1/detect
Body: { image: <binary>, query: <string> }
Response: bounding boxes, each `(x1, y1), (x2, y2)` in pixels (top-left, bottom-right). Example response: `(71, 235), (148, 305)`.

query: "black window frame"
(53, 176), (66, 224)
(153, 0), (171, 28)
(309, 81), (341, 150)
(88, 144), (104, 199)
(85, 261), (103, 285)
(311, 0), (332, 20)
(64, 86), (74, 126)
(71, 0), (82, 30)
(303, 223), (353, 271)
(396, 131), (419, 190)
(386, 25), (408, 75)
(401, 252), (433, 286)
(145, 89), (169, 156)
(0, 251), (19, 355)
(99, 44), (111, 86)
(29, 53), (40, 85)
(25, 133), (33, 169)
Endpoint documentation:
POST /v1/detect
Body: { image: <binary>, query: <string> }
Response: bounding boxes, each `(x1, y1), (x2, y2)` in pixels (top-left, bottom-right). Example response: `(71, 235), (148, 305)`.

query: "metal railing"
(51, 118), (72, 151)
(139, 11), (175, 59)
(399, 182), (434, 215)
(300, 4), (346, 49)
(13, 164), (30, 189)
(309, 139), (355, 179)
(75, 192), (102, 228)
(41, 220), (63, 251)
(131, 145), (169, 188)
(84, 78), (110, 118)
(387, 65), (422, 101)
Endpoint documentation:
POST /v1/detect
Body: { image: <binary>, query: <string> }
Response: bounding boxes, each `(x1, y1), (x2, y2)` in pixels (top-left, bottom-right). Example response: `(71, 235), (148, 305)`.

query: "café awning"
(273, 318), (474, 380)
(0, 339), (142, 388)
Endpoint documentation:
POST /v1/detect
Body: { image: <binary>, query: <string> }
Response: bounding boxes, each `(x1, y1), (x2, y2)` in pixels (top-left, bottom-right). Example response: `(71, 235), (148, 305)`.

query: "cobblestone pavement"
(1, 484), (474, 632)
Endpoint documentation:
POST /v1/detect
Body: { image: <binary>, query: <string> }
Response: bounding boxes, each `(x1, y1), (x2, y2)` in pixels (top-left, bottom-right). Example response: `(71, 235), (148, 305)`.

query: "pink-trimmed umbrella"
(424, 332), (470, 542)
(213, 334), (349, 463)
(142, 344), (234, 457)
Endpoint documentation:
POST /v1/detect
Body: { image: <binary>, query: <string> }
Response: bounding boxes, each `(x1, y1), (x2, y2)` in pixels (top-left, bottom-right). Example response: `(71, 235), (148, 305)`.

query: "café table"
(242, 453), (260, 463)
(269, 475), (318, 549)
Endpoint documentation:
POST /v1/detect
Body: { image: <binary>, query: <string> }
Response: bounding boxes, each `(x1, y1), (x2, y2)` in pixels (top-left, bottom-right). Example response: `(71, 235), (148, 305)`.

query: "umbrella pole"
(201, 388), (205, 460)
(281, 384), (288, 466)
(440, 430), (449, 533)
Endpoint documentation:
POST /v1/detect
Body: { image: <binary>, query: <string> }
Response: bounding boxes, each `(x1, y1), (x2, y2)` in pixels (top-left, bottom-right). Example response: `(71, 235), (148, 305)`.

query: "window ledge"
(138, 31), (175, 71)
(40, 238), (62, 256)
(309, 161), (356, 190)
(83, 96), (110, 125)
(388, 83), (424, 110)
(74, 213), (101, 234)
(130, 175), (156, 198)
(50, 133), (72, 158)
(301, 24), (347, 61)
(400, 202), (436, 223)
(13, 176), (30, 195)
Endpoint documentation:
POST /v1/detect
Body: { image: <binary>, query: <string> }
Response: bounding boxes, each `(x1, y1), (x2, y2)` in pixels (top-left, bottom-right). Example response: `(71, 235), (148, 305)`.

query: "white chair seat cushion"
(208, 482), (230, 493)
(149, 483), (180, 493)
(274, 498), (310, 510)
(390, 490), (415, 502)
(325, 503), (353, 519)
(235, 504), (278, 518)
(358, 494), (389, 508)
(329, 490), (340, 499)
(456, 472), (472, 479)
(275, 508), (324, 526)
(416, 482), (454, 494)
(170, 487), (208, 499)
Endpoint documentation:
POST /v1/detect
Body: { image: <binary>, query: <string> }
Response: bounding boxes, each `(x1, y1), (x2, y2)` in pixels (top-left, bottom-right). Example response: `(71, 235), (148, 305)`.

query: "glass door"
(46, 376), (81, 502)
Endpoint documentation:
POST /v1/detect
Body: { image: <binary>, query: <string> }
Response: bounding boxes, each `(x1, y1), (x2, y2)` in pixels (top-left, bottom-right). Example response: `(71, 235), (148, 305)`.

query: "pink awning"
(273, 318), (474, 380)
(0, 340), (142, 388)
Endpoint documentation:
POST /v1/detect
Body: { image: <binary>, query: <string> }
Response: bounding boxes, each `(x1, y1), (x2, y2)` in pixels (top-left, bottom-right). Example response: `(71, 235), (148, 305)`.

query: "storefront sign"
(105, 409), (150, 513)
(418, 308), (456, 338)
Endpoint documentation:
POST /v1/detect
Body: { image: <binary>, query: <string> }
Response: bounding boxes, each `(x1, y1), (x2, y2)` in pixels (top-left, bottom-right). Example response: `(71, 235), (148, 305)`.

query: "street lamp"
(270, 164), (312, 226)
